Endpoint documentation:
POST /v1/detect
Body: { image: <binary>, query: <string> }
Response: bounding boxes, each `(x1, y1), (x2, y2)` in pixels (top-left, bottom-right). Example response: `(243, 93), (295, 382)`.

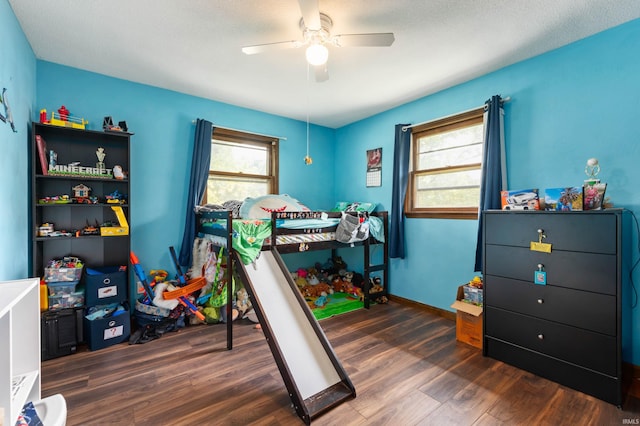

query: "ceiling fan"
(241, 0), (395, 82)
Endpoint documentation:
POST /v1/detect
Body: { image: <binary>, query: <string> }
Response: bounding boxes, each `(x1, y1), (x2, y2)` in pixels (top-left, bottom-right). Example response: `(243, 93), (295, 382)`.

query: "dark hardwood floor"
(42, 301), (640, 425)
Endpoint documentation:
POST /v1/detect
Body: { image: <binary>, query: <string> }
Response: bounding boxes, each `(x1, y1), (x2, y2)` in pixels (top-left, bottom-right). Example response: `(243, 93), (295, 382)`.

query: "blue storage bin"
(84, 266), (127, 306)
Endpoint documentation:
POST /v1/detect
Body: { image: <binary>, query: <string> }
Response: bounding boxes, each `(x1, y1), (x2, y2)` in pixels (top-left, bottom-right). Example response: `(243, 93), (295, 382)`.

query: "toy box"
(500, 189), (540, 210)
(84, 266), (127, 306)
(462, 284), (483, 306)
(544, 187), (583, 211)
(84, 304), (130, 351)
(451, 285), (483, 349)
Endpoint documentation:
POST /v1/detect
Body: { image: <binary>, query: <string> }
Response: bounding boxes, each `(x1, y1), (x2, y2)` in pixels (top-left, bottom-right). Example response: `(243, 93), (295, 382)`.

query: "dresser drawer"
(484, 245), (617, 295)
(485, 307), (616, 376)
(485, 338), (622, 405)
(484, 211), (617, 254)
(485, 275), (616, 335)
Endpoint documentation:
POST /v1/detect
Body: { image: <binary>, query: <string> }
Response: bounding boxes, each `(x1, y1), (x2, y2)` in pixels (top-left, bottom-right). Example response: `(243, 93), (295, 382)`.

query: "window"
(205, 128), (279, 205)
(406, 108), (484, 219)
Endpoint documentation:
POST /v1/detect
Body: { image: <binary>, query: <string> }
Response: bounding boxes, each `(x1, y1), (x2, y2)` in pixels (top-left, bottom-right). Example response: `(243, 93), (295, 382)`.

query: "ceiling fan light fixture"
(305, 43), (329, 66)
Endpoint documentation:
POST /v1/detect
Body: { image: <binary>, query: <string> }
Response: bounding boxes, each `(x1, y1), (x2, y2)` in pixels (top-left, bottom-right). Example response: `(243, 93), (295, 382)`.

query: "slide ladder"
(233, 248), (355, 424)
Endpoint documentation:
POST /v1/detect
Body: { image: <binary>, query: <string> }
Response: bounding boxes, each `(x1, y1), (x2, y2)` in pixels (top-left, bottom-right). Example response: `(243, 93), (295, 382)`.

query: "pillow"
(239, 194), (310, 219)
(331, 201), (377, 213)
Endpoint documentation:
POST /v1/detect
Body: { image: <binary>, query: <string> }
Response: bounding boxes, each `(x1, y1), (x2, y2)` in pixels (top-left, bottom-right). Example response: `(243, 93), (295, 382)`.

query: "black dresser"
(482, 209), (631, 406)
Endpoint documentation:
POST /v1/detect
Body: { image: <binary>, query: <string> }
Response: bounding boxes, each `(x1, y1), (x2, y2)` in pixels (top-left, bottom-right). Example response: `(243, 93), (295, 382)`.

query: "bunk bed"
(196, 209), (389, 309)
(194, 207), (388, 423)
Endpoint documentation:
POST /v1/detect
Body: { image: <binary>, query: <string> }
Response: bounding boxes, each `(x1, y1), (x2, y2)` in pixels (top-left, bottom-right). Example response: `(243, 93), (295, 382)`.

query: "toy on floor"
(130, 251), (155, 302)
(314, 292), (329, 307)
(169, 246), (206, 321)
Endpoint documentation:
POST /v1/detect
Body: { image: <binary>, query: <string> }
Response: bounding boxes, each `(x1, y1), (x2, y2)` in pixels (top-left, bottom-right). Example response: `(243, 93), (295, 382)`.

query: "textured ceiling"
(8, 0), (640, 128)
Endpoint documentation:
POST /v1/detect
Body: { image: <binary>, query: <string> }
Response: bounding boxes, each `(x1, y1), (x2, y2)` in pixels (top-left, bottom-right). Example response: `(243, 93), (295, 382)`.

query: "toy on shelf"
(103, 116), (134, 134)
(72, 183), (91, 198)
(39, 106), (88, 129)
(100, 206), (129, 236)
(38, 195), (71, 204)
(96, 147), (106, 170)
(105, 190), (127, 204)
(80, 221), (100, 236)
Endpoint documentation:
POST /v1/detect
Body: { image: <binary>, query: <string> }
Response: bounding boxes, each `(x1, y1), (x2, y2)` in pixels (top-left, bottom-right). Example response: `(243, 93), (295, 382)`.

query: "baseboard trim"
(388, 294), (456, 322)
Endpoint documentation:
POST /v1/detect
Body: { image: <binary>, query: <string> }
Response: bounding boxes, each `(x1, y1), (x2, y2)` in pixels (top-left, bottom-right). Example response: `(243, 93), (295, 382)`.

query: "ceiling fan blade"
(314, 64), (329, 82)
(298, 0), (321, 30)
(242, 40), (303, 55)
(332, 33), (395, 48)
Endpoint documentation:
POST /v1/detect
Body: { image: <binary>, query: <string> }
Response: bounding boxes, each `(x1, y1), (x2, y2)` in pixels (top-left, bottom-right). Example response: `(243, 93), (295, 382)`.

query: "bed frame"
(268, 210), (389, 309)
(196, 209), (389, 338)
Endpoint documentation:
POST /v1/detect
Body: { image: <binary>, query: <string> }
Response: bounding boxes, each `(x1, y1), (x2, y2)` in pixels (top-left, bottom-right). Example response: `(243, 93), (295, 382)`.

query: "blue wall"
(334, 19), (640, 363)
(3, 0), (640, 364)
(0, 0), (36, 279)
(35, 62), (336, 272)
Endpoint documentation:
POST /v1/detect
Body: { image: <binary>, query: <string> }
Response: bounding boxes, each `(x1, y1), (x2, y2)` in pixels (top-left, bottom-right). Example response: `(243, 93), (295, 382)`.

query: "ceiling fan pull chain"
(305, 63), (313, 165)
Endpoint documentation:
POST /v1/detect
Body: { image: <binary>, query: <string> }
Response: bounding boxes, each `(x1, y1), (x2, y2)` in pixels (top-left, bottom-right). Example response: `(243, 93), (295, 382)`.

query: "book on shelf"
(35, 134), (48, 175)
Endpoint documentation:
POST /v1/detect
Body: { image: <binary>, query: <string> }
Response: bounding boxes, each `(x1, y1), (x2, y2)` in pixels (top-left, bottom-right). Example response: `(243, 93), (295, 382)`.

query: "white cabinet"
(0, 278), (41, 426)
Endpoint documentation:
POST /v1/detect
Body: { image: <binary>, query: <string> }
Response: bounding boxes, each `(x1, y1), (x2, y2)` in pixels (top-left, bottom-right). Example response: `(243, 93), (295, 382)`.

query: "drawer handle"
(537, 298), (544, 304)
(537, 334), (544, 340)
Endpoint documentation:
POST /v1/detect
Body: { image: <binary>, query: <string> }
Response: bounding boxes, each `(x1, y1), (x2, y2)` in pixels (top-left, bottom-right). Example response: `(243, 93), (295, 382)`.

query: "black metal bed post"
(226, 209), (233, 350)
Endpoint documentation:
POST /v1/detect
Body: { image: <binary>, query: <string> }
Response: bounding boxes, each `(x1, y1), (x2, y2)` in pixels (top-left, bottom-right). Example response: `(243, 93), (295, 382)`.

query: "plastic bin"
(44, 266), (83, 283)
(47, 281), (84, 310)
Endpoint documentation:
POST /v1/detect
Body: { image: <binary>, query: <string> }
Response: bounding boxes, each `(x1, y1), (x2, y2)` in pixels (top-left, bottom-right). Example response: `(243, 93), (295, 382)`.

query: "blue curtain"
(178, 119), (214, 267)
(389, 124), (411, 259)
(474, 95), (504, 272)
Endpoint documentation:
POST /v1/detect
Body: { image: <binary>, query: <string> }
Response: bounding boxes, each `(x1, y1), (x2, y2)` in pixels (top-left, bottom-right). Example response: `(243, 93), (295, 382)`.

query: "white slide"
(234, 249), (355, 424)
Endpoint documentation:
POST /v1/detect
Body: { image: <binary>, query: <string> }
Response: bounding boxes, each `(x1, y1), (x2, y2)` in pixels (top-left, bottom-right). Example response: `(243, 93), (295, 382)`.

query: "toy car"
(105, 190), (127, 204)
(74, 196), (99, 204)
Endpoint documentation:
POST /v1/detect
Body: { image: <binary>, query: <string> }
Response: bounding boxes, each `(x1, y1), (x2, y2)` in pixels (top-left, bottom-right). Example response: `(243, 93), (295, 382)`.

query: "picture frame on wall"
(366, 148), (382, 187)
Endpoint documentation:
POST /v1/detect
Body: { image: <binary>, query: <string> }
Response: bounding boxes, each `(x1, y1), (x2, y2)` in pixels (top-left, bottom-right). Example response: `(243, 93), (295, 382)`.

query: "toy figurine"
(57, 105), (69, 121)
(96, 147), (106, 170)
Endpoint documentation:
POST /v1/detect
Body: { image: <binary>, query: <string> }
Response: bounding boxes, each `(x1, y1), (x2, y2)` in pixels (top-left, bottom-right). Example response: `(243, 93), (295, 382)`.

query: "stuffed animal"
(321, 258), (336, 274)
(344, 284), (364, 301)
(236, 287), (251, 317)
(333, 256), (347, 271)
(369, 276), (384, 293)
(332, 276), (350, 293)
(307, 273), (320, 285)
(294, 275), (308, 288)
(302, 282), (332, 297)
(314, 292), (329, 307)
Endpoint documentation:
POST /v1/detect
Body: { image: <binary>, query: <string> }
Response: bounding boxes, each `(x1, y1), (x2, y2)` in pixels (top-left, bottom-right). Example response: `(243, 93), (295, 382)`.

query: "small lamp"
(306, 43), (329, 66)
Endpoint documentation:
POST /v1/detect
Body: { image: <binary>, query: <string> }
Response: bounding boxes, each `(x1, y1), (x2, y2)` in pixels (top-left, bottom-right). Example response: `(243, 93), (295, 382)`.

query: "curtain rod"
(402, 96), (511, 132)
(192, 120), (287, 141)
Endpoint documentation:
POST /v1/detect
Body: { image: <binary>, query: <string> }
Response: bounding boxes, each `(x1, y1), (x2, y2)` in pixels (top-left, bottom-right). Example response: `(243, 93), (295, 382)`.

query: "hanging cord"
(304, 63), (313, 165)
